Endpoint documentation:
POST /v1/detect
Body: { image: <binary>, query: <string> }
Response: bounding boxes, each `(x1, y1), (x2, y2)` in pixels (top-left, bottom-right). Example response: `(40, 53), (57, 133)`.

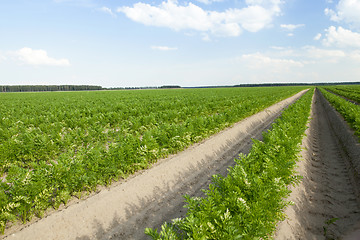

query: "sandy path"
(275, 89), (360, 239)
(2, 90), (307, 240)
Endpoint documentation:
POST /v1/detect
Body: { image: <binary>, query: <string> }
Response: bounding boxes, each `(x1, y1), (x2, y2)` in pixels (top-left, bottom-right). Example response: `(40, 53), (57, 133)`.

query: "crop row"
(319, 88), (360, 139)
(146, 89), (313, 239)
(323, 85), (360, 104)
(0, 87), (306, 233)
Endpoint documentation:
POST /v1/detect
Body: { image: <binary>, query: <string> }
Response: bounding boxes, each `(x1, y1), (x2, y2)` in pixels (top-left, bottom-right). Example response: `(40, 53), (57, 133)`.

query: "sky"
(0, 0), (360, 88)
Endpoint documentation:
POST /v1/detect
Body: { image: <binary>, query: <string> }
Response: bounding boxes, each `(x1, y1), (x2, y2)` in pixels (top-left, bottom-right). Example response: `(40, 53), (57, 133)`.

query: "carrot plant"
(319, 87), (360, 138)
(0, 87), (307, 233)
(324, 85), (360, 104)
(146, 89), (313, 239)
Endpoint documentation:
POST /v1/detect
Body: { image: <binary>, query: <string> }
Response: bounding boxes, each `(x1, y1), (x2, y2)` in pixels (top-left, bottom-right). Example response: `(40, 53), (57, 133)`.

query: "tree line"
(0, 85), (103, 92)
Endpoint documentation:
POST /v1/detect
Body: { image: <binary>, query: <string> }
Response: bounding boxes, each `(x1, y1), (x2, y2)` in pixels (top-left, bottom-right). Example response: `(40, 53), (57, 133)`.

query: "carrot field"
(0, 86), (306, 232)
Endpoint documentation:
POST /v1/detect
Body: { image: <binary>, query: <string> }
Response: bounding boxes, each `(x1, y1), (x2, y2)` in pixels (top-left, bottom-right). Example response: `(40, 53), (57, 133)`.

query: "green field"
(319, 86), (360, 138)
(146, 85), (360, 239)
(0, 86), (306, 232)
(146, 89), (314, 239)
(324, 85), (360, 104)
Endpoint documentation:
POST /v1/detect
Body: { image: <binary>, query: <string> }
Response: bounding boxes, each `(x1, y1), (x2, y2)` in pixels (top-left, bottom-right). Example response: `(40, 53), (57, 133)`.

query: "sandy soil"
(275, 89), (360, 239)
(1, 90), (307, 240)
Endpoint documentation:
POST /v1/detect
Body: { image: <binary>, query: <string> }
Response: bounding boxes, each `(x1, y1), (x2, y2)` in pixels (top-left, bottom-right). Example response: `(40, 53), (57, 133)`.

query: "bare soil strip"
(2, 90), (307, 240)
(275, 89), (360, 239)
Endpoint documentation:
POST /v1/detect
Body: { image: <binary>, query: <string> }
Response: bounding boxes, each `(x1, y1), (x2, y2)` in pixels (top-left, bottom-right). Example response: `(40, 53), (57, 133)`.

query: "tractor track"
(275, 89), (360, 239)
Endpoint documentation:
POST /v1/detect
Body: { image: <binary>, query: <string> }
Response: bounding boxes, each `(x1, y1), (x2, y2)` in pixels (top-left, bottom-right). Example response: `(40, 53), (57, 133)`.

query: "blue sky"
(1, 0), (360, 87)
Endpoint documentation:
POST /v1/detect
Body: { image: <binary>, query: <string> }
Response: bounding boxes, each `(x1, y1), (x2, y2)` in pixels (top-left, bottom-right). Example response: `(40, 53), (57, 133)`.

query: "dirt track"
(275, 89), (360, 239)
(2, 90), (307, 240)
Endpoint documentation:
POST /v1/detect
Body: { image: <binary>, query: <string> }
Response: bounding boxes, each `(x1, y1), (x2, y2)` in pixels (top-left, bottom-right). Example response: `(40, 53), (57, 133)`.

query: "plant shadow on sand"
(75, 150), (239, 240)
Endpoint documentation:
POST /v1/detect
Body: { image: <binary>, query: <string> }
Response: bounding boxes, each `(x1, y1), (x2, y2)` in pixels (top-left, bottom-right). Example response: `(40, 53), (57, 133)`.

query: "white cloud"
(195, 0), (224, 4)
(267, 46), (296, 58)
(234, 52), (307, 83)
(201, 33), (211, 41)
(325, 0), (360, 28)
(314, 33), (322, 40)
(267, 45), (359, 63)
(0, 51), (6, 62)
(117, 0), (283, 37)
(270, 46), (286, 50)
(324, 8), (339, 22)
(233, 47), (360, 84)
(99, 6), (116, 17)
(241, 52), (304, 71)
(151, 46), (178, 51)
(322, 26), (360, 48)
(303, 46), (346, 63)
(280, 24), (304, 31)
(349, 50), (360, 61)
(12, 47), (70, 66)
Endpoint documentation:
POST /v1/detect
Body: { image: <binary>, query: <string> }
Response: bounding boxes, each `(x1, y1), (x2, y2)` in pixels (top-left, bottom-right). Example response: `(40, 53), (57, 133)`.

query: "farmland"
(323, 85), (360, 104)
(0, 86), (305, 233)
(146, 88), (314, 239)
(146, 86), (360, 239)
(1, 85), (359, 239)
(319, 87), (360, 138)
(276, 88), (360, 239)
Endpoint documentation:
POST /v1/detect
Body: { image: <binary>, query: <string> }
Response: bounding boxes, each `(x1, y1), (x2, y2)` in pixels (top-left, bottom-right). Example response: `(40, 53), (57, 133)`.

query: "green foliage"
(324, 85), (360, 104)
(319, 87), (360, 138)
(0, 87), (307, 232)
(146, 89), (314, 239)
(323, 218), (339, 239)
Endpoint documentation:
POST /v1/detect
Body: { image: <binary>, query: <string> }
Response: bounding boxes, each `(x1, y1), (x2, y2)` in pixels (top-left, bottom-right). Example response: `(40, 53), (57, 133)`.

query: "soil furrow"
(275, 89), (360, 239)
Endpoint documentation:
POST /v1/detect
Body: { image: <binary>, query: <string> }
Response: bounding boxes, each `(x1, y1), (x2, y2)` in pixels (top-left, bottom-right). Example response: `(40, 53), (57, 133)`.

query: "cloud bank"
(325, 0), (360, 28)
(12, 47), (70, 66)
(117, 0), (283, 37)
(322, 26), (360, 48)
(241, 52), (304, 71)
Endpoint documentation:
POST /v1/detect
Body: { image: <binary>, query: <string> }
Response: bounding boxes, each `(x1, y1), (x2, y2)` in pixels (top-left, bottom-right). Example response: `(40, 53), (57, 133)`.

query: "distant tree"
(0, 85), (103, 92)
(159, 85), (181, 89)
